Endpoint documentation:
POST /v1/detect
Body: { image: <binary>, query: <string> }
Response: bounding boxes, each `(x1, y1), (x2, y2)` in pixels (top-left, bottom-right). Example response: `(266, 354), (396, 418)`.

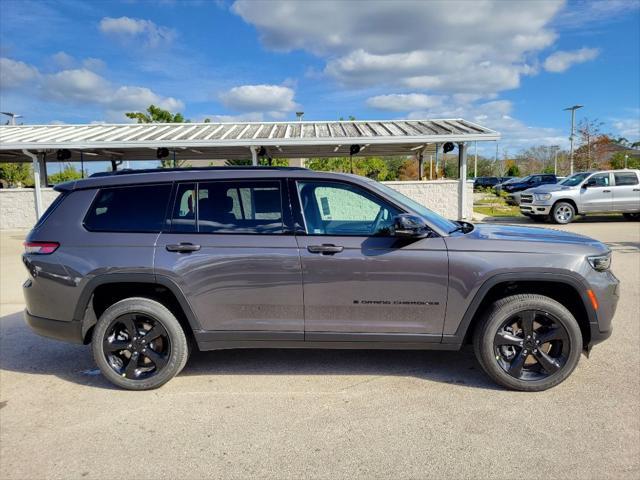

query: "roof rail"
(89, 165), (308, 178)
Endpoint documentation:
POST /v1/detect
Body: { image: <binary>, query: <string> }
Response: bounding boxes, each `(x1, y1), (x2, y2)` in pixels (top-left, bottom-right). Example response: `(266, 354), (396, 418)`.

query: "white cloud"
(543, 47), (600, 73)
(83, 57), (106, 72)
(232, 0), (562, 96)
(366, 93), (445, 111)
(612, 116), (640, 141)
(219, 84), (299, 115)
(0, 57), (40, 89)
(196, 112), (266, 123)
(39, 68), (183, 113)
(51, 51), (75, 69)
(99, 16), (175, 48)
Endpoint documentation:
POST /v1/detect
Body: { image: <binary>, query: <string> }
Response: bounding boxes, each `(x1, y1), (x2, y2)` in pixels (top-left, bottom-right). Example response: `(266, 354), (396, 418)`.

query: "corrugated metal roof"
(0, 119), (499, 162)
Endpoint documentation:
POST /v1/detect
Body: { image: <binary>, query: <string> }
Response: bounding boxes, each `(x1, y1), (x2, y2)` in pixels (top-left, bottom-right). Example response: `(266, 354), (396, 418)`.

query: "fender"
(73, 272), (202, 337)
(441, 271), (597, 344)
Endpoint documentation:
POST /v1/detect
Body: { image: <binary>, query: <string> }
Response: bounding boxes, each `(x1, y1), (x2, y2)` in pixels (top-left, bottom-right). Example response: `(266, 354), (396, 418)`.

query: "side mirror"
(583, 180), (595, 188)
(392, 214), (430, 239)
(527, 179), (535, 184)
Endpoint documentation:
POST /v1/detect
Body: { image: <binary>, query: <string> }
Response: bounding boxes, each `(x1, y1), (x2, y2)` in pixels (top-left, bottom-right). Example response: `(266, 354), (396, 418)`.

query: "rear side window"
(614, 172), (639, 186)
(84, 184), (172, 232)
(170, 180), (284, 234)
(34, 191), (67, 229)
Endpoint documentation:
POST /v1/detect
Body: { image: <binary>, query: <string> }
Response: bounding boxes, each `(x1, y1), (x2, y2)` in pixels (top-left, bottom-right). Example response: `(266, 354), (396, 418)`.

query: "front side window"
(170, 180), (284, 234)
(84, 184), (172, 232)
(297, 181), (400, 236)
(614, 172), (639, 186)
(588, 173), (610, 187)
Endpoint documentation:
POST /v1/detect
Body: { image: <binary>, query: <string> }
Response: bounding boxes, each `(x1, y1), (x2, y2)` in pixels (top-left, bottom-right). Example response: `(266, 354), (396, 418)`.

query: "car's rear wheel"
(473, 294), (582, 391)
(551, 201), (575, 224)
(92, 297), (189, 390)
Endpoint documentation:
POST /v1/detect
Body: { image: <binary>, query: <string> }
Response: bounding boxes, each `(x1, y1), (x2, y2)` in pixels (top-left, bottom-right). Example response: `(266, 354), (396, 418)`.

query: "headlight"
(534, 193), (552, 201)
(587, 253), (611, 271)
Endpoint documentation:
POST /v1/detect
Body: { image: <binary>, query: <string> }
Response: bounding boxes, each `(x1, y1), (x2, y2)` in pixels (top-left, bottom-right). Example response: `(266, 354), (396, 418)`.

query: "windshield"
(559, 172), (590, 186)
(371, 181), (459, 234)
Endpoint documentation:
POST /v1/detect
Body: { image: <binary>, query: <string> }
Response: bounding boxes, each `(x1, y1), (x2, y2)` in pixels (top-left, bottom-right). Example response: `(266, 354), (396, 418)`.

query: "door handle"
(603, 190), (611, 193)
(307, 244), (344, 255)
(633, 189), (639, 192)
(166, 242), (201, 253)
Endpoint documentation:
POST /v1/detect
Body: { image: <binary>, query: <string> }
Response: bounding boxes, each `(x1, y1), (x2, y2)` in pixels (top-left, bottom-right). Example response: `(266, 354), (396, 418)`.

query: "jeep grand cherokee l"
(23, 167), (619, 391)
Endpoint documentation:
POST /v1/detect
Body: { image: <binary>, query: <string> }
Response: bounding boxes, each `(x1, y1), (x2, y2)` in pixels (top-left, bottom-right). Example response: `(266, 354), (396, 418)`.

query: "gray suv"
(23, 167), (619, 391)
(521, 170), (640, 224)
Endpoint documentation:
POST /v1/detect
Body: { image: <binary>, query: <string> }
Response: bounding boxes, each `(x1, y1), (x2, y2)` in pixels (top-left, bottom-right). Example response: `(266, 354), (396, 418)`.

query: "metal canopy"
(0, 119), (499, 162)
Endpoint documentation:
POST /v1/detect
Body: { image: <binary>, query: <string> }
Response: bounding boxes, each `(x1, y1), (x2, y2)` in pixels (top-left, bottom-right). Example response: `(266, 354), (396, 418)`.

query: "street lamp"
(563, 105), (583, 175)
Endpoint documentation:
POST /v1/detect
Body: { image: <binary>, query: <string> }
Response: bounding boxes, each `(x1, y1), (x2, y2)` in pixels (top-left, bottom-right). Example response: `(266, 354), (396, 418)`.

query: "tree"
(610, 151), (640, 170)
(0, 163), (33, 187)
(48, 164), (83, 184)
(225, 158), (289, 167)
(125, 105), (187, 168)
(125, 105), (186, 124)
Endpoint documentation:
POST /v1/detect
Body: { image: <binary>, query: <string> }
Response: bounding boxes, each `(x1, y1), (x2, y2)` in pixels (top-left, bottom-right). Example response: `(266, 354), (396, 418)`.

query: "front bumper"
(24, 309), (84, 344)
(520, 203), (552, 216)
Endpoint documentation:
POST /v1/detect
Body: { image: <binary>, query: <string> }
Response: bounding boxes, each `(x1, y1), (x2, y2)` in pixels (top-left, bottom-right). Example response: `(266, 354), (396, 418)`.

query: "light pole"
(563, 105), (583, 175)
(474, 140), (478, 178)
(551, 145), (560, 175)
(0, 112), (22, 125)
(624, 154), (629, 169)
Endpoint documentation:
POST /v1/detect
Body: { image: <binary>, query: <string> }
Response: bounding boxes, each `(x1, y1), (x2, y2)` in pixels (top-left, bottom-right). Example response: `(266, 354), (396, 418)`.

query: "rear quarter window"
(84, 184), (172, 232)
(614, 172), (639, 186)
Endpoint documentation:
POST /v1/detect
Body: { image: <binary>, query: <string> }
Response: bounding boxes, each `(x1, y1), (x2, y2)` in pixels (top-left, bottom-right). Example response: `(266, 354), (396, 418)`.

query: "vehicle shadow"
(482, 215), (635, 224)
(0, 308), (500, 391)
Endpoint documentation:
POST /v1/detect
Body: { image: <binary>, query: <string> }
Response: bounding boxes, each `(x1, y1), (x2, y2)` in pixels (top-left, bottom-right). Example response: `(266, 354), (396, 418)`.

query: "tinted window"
(84, 184), (171, 232)
(171, 183), (197, 232)
(297, 181), (400, 236)
(172, 180), (284, 234)
(614, 172), (639, 186)
(588, 173), (610, 187)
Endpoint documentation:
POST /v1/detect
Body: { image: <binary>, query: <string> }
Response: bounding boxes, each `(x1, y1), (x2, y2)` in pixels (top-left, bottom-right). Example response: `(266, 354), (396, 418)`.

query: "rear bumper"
(24, 309), (84, 344)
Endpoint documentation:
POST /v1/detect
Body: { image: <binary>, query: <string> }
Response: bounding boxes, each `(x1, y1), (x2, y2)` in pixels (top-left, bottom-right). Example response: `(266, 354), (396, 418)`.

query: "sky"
(1, 0), (639, 164)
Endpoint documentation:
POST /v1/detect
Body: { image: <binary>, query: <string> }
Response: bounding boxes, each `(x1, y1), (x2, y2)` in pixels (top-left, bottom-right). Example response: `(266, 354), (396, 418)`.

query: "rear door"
(154, 179), (304, 338)
(292, 179), (448, 340)
(612, 171), (640, 211)
(580, 172), (613, 212)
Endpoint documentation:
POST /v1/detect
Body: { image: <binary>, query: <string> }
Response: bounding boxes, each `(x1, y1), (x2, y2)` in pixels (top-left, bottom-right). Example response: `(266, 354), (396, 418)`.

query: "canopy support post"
(250, 146), (258, 166)
(458, 142), (468, 220)
(22, 150), (43, 219)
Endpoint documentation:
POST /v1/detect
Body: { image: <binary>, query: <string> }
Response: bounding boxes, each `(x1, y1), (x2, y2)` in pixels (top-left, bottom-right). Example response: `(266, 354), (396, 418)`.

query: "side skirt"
(194, 330), (461, 352)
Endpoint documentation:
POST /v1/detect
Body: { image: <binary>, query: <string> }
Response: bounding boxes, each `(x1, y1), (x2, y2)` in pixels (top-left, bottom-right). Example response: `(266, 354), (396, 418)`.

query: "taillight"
(23, 241), (59, 254)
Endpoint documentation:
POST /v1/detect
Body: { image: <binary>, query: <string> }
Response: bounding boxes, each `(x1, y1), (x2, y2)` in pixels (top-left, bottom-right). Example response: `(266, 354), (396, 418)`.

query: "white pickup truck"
(520, 169), (640, 224)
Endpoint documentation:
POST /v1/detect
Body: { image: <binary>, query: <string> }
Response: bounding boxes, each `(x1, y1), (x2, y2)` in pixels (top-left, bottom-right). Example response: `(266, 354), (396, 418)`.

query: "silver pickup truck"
(521, 169), (640, 224)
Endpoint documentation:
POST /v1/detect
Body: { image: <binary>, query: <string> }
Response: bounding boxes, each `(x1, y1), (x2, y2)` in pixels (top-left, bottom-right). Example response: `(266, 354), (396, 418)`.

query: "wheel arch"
(74, 273), (201, 344)
(445, 272), (596, 349)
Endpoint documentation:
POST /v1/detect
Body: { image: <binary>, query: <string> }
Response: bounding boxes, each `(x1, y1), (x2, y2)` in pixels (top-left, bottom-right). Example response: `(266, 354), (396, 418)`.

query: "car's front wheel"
(473, 294), (583, 391)
(92, 297), (189, 390)
(551, 201), (576, 224)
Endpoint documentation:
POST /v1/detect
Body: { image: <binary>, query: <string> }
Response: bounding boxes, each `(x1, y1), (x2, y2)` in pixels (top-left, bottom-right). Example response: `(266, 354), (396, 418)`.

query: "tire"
(623, 213), (640, 221)
(551, 201), (576, 224)
(92, 297), (189, 390)
(473, 294), (583, 392)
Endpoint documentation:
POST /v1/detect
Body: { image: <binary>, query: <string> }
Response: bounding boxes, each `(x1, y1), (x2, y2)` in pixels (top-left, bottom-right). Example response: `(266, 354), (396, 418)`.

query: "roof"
(0, 119), (499, 163)
(54, 165), (363, 192)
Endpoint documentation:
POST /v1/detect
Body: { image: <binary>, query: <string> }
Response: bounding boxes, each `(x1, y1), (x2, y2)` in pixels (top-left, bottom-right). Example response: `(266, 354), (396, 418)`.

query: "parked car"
(494, 177), (521, 196)
(23, 166), (618, 391)
(473, 176), (501, 190)
(502, 174), (558, 194)
(520, 169), (640, 224)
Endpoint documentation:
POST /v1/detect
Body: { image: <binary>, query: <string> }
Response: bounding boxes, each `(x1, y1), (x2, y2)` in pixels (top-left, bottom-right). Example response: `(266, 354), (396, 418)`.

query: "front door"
(580, 172), (613, 213)
(612, 171), (640, 212)
(154, 179), (304, 337)
(293, 180), (448, 340)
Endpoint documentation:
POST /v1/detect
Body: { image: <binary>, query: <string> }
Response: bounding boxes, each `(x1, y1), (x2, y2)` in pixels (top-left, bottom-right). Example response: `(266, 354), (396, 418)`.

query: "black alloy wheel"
(493, 309), (569, 381)
(103, 313), (171, 380)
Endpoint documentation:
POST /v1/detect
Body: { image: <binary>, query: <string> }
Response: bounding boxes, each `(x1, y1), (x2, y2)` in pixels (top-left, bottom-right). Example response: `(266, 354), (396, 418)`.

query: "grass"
(474, 191), (522, 217)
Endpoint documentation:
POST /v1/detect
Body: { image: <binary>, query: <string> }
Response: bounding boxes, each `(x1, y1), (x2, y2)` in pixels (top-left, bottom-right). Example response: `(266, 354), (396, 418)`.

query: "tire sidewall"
(92, 297), (189, 390)
(475, 295), (583, 391)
